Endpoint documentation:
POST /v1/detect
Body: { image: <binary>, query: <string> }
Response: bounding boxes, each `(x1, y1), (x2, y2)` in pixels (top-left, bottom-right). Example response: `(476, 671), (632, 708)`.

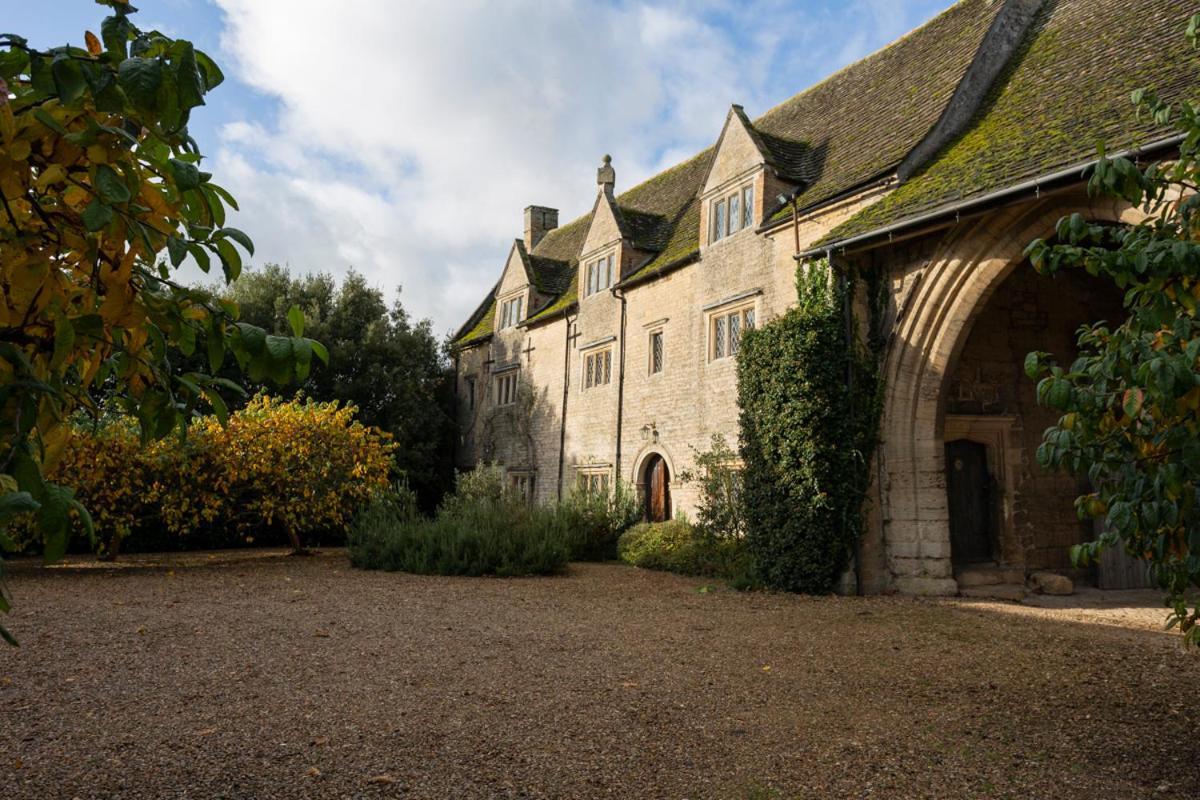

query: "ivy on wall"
(736, 260), (882, 593)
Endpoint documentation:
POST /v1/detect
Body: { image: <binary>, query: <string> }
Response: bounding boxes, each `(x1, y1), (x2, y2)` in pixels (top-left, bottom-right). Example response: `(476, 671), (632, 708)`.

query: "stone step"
(955, 566), (1025, 587)
(959, 583), (1027, 602)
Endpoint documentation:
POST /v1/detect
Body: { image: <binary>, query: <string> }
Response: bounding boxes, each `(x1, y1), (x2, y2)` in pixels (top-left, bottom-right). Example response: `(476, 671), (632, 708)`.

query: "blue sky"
(5, 0), (952, 333)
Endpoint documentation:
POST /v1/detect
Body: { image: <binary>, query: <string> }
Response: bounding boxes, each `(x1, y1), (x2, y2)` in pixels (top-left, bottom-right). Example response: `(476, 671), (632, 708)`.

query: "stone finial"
(597, 154), (615, 196)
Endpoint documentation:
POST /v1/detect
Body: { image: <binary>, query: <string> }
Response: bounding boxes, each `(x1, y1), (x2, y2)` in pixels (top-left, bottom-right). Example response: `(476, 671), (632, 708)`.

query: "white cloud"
(206, 0), (944, 336)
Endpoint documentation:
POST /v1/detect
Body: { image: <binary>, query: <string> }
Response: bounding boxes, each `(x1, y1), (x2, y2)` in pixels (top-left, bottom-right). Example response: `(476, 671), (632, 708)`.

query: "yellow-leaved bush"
(24, 395), (395, 556)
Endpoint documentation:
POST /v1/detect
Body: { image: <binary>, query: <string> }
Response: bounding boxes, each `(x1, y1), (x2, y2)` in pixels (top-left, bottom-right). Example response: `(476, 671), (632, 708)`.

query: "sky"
(5, 0), (952, 336)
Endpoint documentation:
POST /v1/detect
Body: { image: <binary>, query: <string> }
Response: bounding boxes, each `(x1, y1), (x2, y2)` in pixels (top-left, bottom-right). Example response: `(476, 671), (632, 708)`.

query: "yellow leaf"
(36, 164), (67, 191)
(84, 31), (102, 56)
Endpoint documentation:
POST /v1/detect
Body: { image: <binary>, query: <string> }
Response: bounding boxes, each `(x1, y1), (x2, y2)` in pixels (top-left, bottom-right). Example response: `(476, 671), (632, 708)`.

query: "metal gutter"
(798, 134), (1186, 260)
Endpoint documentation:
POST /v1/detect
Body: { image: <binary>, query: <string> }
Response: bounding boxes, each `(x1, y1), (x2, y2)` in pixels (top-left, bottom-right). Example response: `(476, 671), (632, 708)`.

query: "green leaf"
(201, 386), (229, 426)
(236, 323), (266, 355)
(177, 321), (196, 356)
(117, 56), (163, 109)
(287, 306), (305, 337)
(36, 484), (83, 564)
(293, 338), (312, 380)
(265, 334), (292, 362)
(33, 108), (68, 134)
(166, 235), (188, 267)
(0, 491), (39, 522)
(169, 158), (201, 191)
(81, 197), (114, 232)
(100, 14), (133, 57)
(309, 339), (329, 365)
(188, 242), (211, 273)
(193, 49), (224, 90)
(206, 320), (225, 373)
(51, 315), (75, 369)
(94, 163), (131, 204)
(216, 226), (254, 256)
(51, 55), (86, 104)
(207, 183), (239, 211)
(1023, 351), (1041, 381)
(173, 41), (205, 111)
(215, 238), (242, 282)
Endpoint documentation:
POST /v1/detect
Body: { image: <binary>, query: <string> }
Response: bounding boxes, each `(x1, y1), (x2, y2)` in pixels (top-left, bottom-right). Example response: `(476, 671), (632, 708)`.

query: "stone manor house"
(452, 0), (1200, 595)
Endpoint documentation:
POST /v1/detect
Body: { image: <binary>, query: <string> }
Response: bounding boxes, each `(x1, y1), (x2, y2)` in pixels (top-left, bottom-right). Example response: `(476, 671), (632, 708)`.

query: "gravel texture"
(1, 551), (1198, 799)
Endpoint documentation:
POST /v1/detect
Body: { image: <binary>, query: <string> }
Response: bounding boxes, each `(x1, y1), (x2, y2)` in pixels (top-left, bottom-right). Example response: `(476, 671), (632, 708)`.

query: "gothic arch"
(877, 189), (1140, 594)
(630, 443), (679, 488)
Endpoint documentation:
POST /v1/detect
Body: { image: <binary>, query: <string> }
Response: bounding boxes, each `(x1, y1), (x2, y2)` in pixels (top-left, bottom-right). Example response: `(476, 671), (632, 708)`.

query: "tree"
(209, 264), (455, 509)
(0, 1), (322, 644)
(1025, 16), (1200, 646)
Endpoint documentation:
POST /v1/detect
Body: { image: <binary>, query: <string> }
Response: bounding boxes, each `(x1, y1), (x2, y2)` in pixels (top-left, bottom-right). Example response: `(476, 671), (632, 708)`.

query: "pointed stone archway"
(870, 190), (1142, 595)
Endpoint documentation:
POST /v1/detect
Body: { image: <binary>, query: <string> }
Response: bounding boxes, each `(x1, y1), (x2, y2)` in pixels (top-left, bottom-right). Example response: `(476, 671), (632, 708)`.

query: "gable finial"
(597, 154), (615, 197)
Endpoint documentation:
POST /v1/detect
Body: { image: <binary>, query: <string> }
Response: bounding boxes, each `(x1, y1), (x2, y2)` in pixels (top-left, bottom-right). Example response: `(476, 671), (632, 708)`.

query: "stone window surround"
(942, 413), (1023, 569)
(493, 363), (520, 407)
(647, 326), (665, 376)
(702, 167), (760, 246)
(579, 243), (619, 300)
(497, 289), (526, 330)
(581, 341), (613, 390)
(507, 469), (536, 504)
(703, 289), (761, 363)
(576, 463), (612, 494)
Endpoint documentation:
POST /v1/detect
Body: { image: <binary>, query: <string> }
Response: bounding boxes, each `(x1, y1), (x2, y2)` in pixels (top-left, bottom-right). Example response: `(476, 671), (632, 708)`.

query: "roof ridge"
(753, 0), (981, 126)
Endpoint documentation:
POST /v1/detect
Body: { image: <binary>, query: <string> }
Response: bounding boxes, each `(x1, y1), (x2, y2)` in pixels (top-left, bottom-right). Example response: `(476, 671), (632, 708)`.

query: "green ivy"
(736, 262), (881, 593)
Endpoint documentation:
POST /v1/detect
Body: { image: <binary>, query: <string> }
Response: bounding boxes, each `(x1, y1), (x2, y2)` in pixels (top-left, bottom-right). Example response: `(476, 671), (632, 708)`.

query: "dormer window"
(584, 253), (615, 298)
(709, 183), (755, 244)
(499, 295), (523, 329)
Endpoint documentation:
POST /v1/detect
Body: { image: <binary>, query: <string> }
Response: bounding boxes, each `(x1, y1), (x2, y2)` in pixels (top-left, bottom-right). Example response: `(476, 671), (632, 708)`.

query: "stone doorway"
(643, 454), (671, 522)
(945, 439), (995, 566)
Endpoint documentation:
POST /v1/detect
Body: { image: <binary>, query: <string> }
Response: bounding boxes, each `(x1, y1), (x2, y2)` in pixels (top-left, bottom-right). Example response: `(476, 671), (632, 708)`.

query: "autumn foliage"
(20, 396), (395, 556)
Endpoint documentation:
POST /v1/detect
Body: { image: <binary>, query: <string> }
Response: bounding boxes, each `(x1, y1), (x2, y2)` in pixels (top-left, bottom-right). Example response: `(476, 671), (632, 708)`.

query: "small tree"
(678, 433), (746, 541)
(0, 2), (321, 644)
(1025, 16), (1200, 645)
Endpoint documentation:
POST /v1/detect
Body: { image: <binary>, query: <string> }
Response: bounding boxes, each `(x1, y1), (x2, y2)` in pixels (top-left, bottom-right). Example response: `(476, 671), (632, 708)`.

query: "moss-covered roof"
(453, 282), (499, 347)
(824, 0), (1200, 246)
(453, 0), (1053, 345)
(759, 0), (1003, 223)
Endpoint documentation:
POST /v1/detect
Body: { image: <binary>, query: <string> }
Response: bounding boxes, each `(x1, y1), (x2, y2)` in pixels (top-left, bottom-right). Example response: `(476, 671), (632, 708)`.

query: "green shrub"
(678, 434), (746, 540)
(617, 519), (753, 581)
(737, 264), (881, 593)
(556, 480), (641, 561)
(348, 465), (571, 577)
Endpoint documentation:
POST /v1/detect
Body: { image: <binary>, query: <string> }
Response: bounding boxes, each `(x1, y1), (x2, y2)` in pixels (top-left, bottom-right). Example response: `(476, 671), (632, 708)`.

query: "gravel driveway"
(1, 552), (1197, 799)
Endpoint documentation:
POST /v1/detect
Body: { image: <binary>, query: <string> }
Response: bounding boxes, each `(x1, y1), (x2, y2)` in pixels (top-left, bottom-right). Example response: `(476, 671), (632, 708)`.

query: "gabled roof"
(453, 0), (1083, 346)
(823, 0), (1200, 246)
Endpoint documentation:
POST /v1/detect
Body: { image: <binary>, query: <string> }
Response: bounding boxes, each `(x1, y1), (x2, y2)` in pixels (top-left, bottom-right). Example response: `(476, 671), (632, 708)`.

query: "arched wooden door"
(644, 455), (671, 522)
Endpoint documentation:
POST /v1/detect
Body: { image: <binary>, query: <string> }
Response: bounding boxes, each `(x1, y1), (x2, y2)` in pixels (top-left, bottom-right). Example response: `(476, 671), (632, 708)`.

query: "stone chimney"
(597, 154), (615, 198)
(524, 205), (558, 250)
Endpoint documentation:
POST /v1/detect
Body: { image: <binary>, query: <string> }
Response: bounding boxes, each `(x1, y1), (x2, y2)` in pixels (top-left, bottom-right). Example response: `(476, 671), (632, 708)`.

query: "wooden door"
(945, 440), (994, 564)
(646, 456), (670, 522)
